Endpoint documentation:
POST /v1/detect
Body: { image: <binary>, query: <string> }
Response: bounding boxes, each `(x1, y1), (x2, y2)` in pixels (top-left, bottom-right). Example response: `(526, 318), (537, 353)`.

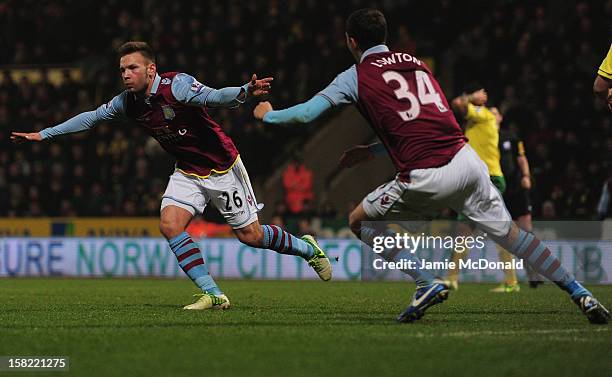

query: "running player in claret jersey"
(11, 42), (332, 311)
(254, 9), (610, 324)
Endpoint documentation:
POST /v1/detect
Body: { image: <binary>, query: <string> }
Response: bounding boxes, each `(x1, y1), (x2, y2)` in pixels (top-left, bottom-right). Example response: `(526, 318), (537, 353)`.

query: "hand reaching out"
(248, 74), (273, 97)
(253, 101), (273, 120)
(10, 132), (42, 144)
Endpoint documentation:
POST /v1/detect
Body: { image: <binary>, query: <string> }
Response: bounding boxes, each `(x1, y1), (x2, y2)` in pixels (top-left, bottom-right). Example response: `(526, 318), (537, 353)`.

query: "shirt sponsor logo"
(152, 126), (185, 144)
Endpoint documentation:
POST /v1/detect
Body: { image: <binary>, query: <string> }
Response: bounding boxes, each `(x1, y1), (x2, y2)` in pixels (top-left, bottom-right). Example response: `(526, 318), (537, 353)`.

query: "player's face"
(119, 52), (156, 93)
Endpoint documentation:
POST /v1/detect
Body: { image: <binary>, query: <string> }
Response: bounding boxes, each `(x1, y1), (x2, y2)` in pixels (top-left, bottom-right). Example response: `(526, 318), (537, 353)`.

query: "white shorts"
(362, 144), (512, 237)
(161, 156), (262, 229)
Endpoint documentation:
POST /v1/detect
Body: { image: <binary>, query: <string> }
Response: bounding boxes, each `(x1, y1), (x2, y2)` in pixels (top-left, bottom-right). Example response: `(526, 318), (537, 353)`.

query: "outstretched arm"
(254, 96), (332, 124)
(254, 65), (358, 125)
(172, 73), (272, 108)
(11, 92), (127, 143)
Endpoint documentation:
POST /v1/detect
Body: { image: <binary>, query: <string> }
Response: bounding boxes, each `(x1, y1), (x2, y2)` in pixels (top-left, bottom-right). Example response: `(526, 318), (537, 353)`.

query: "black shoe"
(573, 295), (610, 325)
(529, 280), (544, 289)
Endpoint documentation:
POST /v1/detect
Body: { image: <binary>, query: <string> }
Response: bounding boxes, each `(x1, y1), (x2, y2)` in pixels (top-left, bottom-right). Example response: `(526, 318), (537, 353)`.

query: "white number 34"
(382, 70), (448, 121)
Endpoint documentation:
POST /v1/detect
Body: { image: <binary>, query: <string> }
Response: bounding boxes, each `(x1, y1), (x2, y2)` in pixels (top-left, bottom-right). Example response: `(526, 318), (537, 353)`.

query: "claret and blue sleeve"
(263, 65), (358, 125)
(171, 73), (250, 108)
(39, 92), (127, 140)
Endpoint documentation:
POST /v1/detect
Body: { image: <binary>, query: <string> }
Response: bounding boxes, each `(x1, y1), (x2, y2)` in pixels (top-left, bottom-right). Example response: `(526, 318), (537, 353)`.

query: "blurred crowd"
(1, 0), (611, 223)
(448, 0), (612, 220)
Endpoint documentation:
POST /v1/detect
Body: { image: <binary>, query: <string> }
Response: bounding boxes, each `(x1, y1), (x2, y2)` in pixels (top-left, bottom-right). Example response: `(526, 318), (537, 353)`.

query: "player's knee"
(236, 226), (264, 248)
(159, 219), (184, 240)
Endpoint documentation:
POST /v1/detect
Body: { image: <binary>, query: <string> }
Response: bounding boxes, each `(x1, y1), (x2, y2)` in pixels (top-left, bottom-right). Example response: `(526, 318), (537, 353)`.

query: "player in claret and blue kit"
(11, 42), (332, 310)
(254, 9), (610, 324)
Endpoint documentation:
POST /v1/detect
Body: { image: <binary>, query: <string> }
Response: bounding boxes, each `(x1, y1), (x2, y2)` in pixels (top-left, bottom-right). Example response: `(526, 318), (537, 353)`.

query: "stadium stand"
(1, 0), (611, 228)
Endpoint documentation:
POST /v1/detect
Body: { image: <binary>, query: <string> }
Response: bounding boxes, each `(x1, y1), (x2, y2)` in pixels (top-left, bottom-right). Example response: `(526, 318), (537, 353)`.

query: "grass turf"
(0, 279), (610, 377)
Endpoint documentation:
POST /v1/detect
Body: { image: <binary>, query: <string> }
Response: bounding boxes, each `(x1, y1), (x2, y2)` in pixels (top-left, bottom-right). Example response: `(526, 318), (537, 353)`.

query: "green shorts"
(490, 175), (506, 194)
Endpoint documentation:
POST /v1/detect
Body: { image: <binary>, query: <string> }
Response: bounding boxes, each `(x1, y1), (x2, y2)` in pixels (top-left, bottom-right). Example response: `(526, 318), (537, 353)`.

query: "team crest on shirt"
(161, 105), (175, 120)
(161, 78), (171, 85)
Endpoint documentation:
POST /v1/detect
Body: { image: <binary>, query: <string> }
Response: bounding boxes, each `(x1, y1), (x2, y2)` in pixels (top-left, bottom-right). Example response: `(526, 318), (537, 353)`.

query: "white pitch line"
(409, 327), (609, 339)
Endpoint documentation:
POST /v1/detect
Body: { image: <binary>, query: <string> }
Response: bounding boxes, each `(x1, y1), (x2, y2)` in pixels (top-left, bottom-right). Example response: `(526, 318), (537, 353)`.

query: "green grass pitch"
(1, 279), (610, 376)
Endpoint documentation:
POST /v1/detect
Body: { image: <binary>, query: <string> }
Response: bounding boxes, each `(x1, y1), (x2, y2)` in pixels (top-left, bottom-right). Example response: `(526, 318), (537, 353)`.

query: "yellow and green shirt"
(598, 43), (612, 79)
(464, 103), (503, 177)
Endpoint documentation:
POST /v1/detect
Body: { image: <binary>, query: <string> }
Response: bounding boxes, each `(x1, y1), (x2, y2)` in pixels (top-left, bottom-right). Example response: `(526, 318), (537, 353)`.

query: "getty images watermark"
(370, 231), (523, 271)
(360, 220), (612, 283)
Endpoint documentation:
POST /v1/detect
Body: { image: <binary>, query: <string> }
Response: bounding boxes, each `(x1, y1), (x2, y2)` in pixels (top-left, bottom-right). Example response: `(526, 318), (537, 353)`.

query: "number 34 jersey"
(317, 45), (466, 181)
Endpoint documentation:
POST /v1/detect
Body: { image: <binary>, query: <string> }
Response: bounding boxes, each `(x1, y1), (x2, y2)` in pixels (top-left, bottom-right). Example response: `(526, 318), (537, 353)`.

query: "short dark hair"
(346, 9), (387, 50)
(117, 41), (155, 62)
(463, 82), (484, 94)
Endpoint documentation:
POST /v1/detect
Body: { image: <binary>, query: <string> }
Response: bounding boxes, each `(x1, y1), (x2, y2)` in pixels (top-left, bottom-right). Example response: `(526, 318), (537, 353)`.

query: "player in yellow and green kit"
(446, 84), (519, 292)
(593, 43), (612, 111)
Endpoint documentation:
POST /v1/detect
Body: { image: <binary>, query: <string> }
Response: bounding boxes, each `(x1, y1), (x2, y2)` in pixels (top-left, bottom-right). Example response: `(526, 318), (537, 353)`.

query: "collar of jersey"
(360, 44), (390, 63)
(150, 74), (162, 94)
(138, 74), (162, 104)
